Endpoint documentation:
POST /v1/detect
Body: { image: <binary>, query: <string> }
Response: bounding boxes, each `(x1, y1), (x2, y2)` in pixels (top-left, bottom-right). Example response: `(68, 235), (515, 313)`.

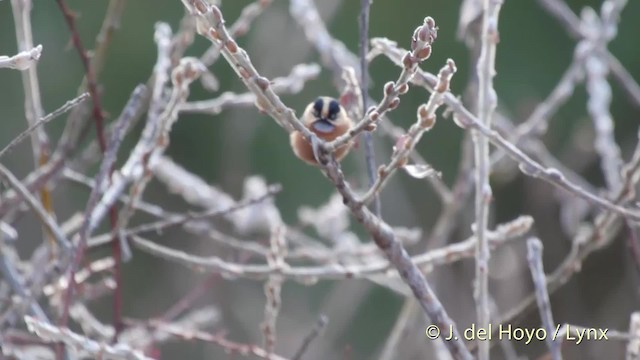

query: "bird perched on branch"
(290, 97), (354, 165)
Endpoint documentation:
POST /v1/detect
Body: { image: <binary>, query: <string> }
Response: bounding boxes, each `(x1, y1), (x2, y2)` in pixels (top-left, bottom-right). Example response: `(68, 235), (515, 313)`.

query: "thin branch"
(291, 315), (328, 360)
(583, 4), (626, 191)
(324, 18), (438, 153)
(180, 63), (321, 115)
(131, 214), (530, 282)
(371, 38), (640, 222)
(10, 0), (58, 253)
(55, 0), (124, 341)
(377, 120), (452, 204)
(0, 93), (90, 160)
(86, 0), (127, 84)
(87, 59), (203, 242)
(356, 60), (455, 206)
(0, 44), (42, 70)
(311, 155), (472, 359)
(9, 0), (48, 159)
(536, 0), (640, 109)
(157, 275), (220, 321)
(60, 84), (147, 339)
(25, 316), (153, 360)
(608, 54), (640, 109)
(0, 164), (72, 251)
(114, 23), (174, 240)
(54, 0), (110, 158)
(498, 128), (640, 335)
(200, 0), (274, 67)
(358, 0), (380, 217)
(378, 299), (418, 360)
(628, 312), (640, 360)
(526, 238), (562, 360)
(474, 1), (503, 357)
(261, 224), (286, 355)
(113, 184), (281, 238)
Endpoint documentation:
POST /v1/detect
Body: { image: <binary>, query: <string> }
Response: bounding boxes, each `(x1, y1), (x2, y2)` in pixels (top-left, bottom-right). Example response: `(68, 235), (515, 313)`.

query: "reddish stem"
(54, 0), (123, 352)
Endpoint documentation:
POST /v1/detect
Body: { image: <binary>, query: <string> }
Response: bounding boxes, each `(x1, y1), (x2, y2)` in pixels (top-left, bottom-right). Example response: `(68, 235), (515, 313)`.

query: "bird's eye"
(327, 99), (340, 121)
(313, 98), (323, 118)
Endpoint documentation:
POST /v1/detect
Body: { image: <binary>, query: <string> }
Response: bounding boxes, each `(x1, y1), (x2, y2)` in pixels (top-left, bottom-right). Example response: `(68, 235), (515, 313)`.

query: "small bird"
(290, 97), (354, 165)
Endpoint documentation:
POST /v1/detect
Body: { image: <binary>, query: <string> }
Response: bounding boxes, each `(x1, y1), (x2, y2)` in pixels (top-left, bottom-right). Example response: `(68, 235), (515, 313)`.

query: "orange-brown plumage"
(290, 97), (354, 165)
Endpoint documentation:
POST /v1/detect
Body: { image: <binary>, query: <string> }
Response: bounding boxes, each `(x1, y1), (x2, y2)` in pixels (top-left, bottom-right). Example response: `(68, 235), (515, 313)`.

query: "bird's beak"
(311, 118), (335, 134)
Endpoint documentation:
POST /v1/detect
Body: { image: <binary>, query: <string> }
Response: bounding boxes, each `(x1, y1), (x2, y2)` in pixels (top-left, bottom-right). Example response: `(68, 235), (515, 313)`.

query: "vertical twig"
(583, 4), (625, 192)
(115, 23), (173, 243)
(85, 0), (127, 85)
(359, 0), (380, 217)
(10, 0), (58, 252)
(9, 0), (48, 167)
(59, 85), (145, 347)
(261, 224), (286, 356)
(54, 0), (125, 342)
(527, 238), (562, 360)
(627, 312), (640, 360)
(474, 0), (503, 358)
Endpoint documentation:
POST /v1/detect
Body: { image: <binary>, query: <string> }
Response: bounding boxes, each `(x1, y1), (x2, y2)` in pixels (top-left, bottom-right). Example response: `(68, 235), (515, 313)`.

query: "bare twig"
(180, 63), (321, 115)
(54, 0), (109, 152)
(131, 215), (530, 282)
(377, 120), (452, 204)
(113, 24), (174, 242)
(157, 275), (220, 322)
(200, 0), (273, 67)
(526, 238), (562, 360)
(358, 0), (380, 217)
(474, 1), (503, 357)
(582, 4), (626, 191)
(54, 0), (125, 341)
(114, 184), (281, 238)
(0, 44), (42, 70)
(628, 312), (640, 360)
(291, 315), (328, 360)
(356, 60), (455, 206)
(60, 84), (146, 341)
(498, 128), (640, 335)
(371, 38), (640, 222)
(87, 59), (203, 242)
(0, 165), (72, 251)
(86, 0), (127, 84)
(378, 299), (419, 360)
(0, 93), (89, 160)
(537, 0), (640, 109)
(324, 18), (438, 153)
(9, 0), (48, 161)
(261, 224), (286, 355)
(10, 0), (58, 253)
(25, 316), (153, 360)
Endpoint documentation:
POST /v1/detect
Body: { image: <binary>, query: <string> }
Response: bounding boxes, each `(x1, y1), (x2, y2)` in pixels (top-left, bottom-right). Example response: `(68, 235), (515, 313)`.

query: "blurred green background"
(1, 0), (639, 359)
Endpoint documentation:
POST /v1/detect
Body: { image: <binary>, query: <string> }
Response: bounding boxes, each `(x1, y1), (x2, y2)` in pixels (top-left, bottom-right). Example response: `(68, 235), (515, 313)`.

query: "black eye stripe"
(313, 98), (323, 116)
(327, 99), (340, 120)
